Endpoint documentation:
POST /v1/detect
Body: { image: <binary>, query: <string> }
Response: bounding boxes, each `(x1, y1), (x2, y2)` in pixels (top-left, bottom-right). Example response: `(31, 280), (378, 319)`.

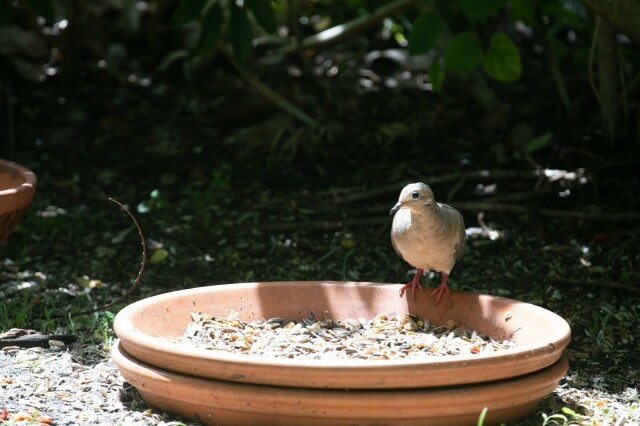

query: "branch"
(326, 169), (567, 205)
(258, 201), (640, 234)
(581, 0), (640, 47)
(54, 198), (146, 318)
(223, 48), (317, 127)
(451, 202), (640, 221)
(274, 0), (419, 56)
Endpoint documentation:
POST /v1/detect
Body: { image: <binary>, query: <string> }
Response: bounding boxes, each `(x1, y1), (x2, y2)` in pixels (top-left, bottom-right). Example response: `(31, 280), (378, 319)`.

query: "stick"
(223, 48), (317, 127)
(257, 201), (640, 233)
(328, 169), (567, 205)
(274, 0), (418, 57)
(53, 198), (146, 318)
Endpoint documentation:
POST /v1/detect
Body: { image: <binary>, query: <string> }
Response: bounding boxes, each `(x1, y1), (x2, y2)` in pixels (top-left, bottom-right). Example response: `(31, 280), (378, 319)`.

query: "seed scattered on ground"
(178, 310), (518, 360)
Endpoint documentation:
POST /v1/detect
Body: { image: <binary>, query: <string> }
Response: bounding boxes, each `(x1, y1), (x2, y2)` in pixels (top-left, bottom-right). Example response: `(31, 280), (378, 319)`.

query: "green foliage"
(171, 0), (277, 65)
(510, 0), (535, 24)
(137, 189), (169, 215)
(540, 406), (588, 425)
(408, 13), (443, 56)
(192, 3), (224, 56)
(181, 169), (231, 228)
(246, 0), (277, 34)
(26, 0), (55, 24)
(428, 60), (445, 92)
(481, 32), (522, 82)
(0, 1), (16, 26)
(171, 0), (208, 27)
(229, 2), (254, 66)
(476, 407), (488, 426)
(407, 1), (527, 85)
(459, 0), (506, 20)
(444, 32), (483, 72)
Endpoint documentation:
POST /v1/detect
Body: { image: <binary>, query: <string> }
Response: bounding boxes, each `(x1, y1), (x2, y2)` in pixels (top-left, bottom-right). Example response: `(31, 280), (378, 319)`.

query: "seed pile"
(180, 310), (517, 360)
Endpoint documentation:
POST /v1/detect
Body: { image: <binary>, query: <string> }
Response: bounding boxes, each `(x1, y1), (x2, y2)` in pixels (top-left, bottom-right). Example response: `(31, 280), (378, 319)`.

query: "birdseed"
(179, 310), (517, 360)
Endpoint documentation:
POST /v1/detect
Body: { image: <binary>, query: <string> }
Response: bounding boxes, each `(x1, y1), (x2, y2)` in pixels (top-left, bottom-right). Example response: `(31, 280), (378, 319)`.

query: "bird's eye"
(411, 191), (420, 200)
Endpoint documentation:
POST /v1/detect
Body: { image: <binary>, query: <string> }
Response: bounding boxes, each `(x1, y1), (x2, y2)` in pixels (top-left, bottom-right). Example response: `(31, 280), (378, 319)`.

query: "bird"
(390, 182), (465, 303)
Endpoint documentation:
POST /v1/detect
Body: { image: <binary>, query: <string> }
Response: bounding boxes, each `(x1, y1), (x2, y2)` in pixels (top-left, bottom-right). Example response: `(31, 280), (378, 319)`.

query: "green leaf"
(476, 407), (488, 426)
(229, 4), (253, 66)
(0, 2), (16, 26)
(246, 0), (276, 33)
(482, 32), (522, 82)
(444, 32), (483, 72)
(192, 3), (224, 56)
(510, 0), (535, 24)
(525, 132), (552, 153)
(150, 248), (169, 264)
(428, 60), (445, 92)
(408, 13), (443, 56)
(171, 0), (207, 28)
(459, 0), (506, 20)
(27, 0), (55, 24)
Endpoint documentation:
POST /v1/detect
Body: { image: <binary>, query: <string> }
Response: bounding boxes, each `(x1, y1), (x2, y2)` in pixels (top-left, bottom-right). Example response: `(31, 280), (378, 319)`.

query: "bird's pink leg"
(399, 269), (424, 300)
(431, 272), (450, 304)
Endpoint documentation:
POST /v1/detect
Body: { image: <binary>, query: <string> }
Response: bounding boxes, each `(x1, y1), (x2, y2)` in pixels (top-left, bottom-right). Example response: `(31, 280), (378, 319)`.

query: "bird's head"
(389, 182), (436, 215)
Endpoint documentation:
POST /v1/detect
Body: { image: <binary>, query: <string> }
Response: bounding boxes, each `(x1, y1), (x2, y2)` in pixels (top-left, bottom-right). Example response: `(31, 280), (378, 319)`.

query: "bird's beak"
(389, 202), (402, 215)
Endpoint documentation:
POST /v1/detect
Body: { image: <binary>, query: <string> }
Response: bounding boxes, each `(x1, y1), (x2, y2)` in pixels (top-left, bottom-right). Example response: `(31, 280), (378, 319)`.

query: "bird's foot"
(431, 283), (450, 305)
(399, 269), (424, 300)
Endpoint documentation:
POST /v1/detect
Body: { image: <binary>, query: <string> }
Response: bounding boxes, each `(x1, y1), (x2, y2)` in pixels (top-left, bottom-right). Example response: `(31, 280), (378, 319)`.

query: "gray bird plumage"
(390, 182), (465, 301)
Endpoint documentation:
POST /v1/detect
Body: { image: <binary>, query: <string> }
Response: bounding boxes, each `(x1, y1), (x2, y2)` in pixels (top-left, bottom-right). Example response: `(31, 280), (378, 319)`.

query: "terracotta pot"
(112, 339), (568, 426)
(0, 159), (37, 244)
(114, 282), (571, 389)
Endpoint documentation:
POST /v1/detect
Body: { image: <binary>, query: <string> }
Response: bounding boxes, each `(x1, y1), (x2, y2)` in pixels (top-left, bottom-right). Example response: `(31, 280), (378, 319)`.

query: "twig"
(328, 169), (564, 205)
(274, 0), (418, 57)
(481, 185), (563, 203)
(256, 201), (640, 233)
(452, 201), (640, 221)
(545, 35), (572, 115)
(259, 217), (387, 232)
(53, 198), (146, 318)
(445, 176), (466, 202)
(223, 48), (317, 127)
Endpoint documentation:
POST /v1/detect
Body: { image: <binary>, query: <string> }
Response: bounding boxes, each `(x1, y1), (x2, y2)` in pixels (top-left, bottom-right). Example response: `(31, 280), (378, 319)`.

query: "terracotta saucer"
(114, 281), (571, 389)
(0, 159), (37, 243)
(112, 339), (569, 426)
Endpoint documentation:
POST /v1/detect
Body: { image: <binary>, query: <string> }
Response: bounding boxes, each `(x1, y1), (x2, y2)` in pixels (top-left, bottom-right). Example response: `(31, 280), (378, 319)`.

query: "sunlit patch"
(544, 168), (588, 184)
(54, 19), (68, 30)
(466, 227), (503, 240)
(16, 281), (38, 290)
(475, 183), (497, 195)
(36, 206), (68, 218)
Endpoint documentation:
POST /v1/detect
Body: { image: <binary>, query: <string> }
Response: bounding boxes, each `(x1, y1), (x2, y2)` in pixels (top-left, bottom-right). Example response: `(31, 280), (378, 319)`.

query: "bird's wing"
(441, 203), (466, 261)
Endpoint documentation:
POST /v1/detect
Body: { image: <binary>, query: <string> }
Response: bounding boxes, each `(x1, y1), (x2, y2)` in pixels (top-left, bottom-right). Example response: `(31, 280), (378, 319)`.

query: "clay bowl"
(114, 281), (570, 389)
(0, 159), (37, 244)
(112, 340), (568, 426)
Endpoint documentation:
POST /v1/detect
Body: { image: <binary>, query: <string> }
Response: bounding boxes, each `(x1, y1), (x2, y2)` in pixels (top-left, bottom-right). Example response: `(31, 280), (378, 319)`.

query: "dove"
(390, 182), (465, 303)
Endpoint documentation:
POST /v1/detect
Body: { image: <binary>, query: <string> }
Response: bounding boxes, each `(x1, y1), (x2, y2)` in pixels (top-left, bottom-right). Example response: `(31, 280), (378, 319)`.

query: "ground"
(0, 54), (639, 425)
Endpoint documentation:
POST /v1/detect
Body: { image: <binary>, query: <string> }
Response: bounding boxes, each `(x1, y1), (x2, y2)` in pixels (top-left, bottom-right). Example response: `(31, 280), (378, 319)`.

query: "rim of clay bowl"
(114, 281), (571, 389)
(112, 339), (569, 426)
(0, 159), (37, 198)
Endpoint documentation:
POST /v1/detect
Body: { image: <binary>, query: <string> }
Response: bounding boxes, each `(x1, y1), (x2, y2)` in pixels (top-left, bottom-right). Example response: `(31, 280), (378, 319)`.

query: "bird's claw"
(431, 284), (450, 305)
(399, 280), (422, 300)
